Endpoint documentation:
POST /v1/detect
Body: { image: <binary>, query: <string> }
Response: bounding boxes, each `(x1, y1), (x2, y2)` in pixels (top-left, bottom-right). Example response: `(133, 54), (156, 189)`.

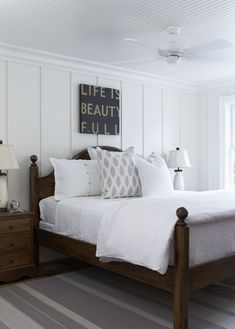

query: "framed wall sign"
(79, 84), (120, 135)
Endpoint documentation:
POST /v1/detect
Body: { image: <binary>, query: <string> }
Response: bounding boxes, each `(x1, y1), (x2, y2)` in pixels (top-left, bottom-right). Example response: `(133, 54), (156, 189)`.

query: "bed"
(30, 146), (235, 329)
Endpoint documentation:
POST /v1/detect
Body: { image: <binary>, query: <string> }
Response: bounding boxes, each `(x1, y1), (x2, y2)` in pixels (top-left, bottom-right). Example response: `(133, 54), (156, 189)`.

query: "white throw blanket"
(96, 190), (235, 274)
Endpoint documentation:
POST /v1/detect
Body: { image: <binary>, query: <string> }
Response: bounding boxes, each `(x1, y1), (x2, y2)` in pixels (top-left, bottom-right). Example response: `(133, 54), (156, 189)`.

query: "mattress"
(39, 196), (138, 244)
(39, 195), (235, 268)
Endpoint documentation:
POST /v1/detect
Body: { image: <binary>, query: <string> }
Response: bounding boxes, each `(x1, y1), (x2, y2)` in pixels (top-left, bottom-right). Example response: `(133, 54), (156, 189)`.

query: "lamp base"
(173, 170), (185, 190)
(0, 174), (8, 210)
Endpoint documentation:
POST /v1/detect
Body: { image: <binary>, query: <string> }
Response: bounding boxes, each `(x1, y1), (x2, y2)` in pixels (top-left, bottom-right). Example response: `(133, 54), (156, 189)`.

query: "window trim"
(220, 95), (235, 189)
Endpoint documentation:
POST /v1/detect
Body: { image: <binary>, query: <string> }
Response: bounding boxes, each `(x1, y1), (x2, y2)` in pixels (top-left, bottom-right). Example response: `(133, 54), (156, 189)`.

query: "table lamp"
(0, 140), (19, 211)
(167, 147), (191, 190)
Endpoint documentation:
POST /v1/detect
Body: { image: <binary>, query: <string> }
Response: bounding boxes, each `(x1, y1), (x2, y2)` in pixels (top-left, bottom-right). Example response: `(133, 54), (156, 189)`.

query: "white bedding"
(39, 190), (235, 274)
(40, 196), (57, 225)
(40, 196), (138, 244)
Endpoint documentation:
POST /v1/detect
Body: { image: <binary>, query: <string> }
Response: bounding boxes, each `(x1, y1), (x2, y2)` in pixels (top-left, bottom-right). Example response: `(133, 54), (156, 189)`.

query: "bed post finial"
(176, 207), (188, 224)
(174, 206), (189, 329)
(30, 155), (38, 167)
(30, 154), (39, 265)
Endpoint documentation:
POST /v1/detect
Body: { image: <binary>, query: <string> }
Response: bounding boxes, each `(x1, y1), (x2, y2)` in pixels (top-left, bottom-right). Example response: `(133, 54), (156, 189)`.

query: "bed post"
(174, 207), (189, 329)
(30, 155), (39, 265)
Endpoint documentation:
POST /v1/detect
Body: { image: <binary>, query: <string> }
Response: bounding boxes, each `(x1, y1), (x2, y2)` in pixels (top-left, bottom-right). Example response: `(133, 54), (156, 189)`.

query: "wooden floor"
(0, 257), (87, 286)
(1, 266), (235, 329)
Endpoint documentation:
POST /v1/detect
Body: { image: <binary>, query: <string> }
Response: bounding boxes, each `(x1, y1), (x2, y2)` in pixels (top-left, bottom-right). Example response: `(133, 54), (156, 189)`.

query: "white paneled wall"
(122, 82), (143, 154)
(180, 93), (198, 190)
(198, 85), (235, 190)
(7, 62), (41, 208)
(41, 68), (71, 175)
(0, 61), (7, 143)
(197, 93), (208, 191)
(207, 91), (223, 190)
(0, 56), (198, 209)
(143, 86), (163, 156)
(163, 90), (180, 156)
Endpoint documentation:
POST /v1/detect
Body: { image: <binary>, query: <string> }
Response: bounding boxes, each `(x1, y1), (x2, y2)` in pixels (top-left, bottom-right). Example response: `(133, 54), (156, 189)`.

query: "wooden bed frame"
(30, 146), (235, 329)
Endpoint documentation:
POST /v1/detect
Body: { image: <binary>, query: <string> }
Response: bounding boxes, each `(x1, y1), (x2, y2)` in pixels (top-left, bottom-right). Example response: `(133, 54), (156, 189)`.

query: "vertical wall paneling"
(180, 93), (198, 190)
(41, 68), (70, 175)
(122, 82), (143, 154)
(197, 86), (235, 191)
(197, 93), (209, 190)
(207, 90), (228, 189)
(97, 76), (121, 147)
(143, 86), (163, 155)
(71, 73), (98, 153)
(7, 62), (40, 209)
(162, 90), (180, 157)
(0, 60), (7, 143)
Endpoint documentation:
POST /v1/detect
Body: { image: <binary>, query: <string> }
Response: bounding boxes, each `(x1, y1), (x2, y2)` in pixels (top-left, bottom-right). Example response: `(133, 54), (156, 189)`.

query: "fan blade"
(109, 57), (155, 65)
(124, 38), (159, 50)
(158, 49), (169, 57)
(187, 39), (232, 55)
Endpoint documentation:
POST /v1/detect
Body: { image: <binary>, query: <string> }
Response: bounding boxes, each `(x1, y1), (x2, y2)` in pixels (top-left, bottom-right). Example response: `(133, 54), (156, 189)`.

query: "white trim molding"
(0, 41), (197, 92)
(198, 77), (235, 93)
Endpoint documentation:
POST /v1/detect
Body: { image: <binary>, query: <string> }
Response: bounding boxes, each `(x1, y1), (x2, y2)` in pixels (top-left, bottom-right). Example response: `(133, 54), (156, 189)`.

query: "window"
(220, 96), (235, 189)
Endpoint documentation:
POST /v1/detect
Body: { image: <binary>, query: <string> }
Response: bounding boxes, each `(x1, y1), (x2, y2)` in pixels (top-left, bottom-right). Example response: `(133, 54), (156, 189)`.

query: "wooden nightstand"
(0, 211), (38, 282)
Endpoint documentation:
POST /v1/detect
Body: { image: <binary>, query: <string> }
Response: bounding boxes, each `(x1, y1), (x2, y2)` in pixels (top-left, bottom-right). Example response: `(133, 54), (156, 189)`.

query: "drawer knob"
(9, 225), (14, 230)
(9, 241), (15, 247)
(9, 257), (15, 263)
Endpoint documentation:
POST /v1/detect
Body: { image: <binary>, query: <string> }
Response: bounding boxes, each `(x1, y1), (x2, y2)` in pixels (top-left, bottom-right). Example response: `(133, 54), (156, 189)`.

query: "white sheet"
(39, 221), (55, 232)
(39, 191), (235, 274)
(40, 196), (138, 244)
(40, 196), (57, 225)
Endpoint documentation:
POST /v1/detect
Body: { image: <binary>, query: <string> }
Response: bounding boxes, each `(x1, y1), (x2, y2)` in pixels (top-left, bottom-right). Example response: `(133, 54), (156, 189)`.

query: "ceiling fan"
(113, 26), (232, 65)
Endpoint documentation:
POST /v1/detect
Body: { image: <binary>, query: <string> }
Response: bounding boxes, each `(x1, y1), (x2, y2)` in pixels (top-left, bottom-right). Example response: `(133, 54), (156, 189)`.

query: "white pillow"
(87, 147), (98, 160)
(50, 158), (101, 201)
(137, 156), (173, 197)
(88, 146), (134, 160)
(95, 148), (141, 199)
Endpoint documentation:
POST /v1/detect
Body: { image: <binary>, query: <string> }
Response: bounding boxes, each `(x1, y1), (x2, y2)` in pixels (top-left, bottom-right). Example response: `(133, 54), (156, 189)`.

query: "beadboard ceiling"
(1, 0), (235, 83)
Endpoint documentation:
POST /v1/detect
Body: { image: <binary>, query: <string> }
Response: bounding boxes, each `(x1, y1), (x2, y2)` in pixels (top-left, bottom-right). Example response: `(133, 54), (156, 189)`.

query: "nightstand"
(0, 211), (38, 282)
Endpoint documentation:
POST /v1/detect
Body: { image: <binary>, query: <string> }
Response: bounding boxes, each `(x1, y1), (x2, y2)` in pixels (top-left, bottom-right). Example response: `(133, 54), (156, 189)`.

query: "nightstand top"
(0, 210), (33, 218)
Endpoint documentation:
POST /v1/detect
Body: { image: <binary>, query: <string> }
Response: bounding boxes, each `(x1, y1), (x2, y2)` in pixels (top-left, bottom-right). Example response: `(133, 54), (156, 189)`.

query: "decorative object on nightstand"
(167, 147), (191, 190)
(9, 200), (22, 212)
(0, 140), (19, 212)
(0, 210), (37, 282)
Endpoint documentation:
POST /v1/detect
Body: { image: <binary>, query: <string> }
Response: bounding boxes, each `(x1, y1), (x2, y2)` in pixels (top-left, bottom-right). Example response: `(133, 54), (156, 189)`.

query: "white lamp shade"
(168, 149), (191, 169)
(0, 145), (19, 170)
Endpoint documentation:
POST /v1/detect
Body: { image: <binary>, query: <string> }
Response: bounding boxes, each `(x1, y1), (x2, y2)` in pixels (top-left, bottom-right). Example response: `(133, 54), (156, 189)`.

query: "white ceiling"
(1, 0), (235, 83)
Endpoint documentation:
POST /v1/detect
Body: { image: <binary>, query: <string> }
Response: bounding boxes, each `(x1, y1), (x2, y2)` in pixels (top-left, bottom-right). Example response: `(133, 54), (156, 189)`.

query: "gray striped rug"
(0, 267), (235, 329)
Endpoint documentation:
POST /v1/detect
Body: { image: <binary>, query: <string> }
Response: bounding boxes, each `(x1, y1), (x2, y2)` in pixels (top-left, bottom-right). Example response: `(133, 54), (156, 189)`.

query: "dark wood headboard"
(30, 146), (122, 222)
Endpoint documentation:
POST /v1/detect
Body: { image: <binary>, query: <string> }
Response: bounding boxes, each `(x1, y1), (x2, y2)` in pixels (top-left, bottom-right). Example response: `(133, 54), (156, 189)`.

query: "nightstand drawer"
(0, 251), (32, 269)
(0, 234), (31, 252)
(0, 218), (30, 234)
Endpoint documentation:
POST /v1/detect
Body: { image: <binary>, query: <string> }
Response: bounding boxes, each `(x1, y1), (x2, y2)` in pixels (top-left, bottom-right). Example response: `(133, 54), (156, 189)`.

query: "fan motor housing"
(166, 55), (182, 64)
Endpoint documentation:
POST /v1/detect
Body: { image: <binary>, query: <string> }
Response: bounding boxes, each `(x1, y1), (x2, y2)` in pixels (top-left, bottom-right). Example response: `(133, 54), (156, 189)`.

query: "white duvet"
(44, 190), (235, 275)
(96, 190), (235, 274)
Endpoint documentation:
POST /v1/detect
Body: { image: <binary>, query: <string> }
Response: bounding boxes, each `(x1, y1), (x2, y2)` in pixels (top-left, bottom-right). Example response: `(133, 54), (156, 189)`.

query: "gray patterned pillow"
(95, 148), (141, 199)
